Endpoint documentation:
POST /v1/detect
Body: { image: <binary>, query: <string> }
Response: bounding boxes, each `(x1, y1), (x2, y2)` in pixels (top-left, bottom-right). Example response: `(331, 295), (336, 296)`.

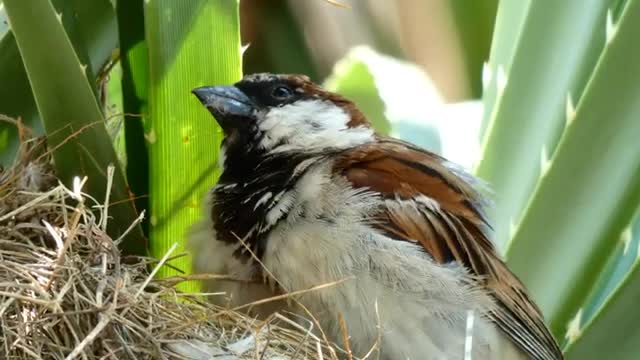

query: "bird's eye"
(271, 85), (293, 100)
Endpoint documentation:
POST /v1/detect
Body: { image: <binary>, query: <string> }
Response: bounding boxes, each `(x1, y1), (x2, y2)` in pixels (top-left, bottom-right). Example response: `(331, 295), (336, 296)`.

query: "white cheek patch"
(258, 100), (374, 152)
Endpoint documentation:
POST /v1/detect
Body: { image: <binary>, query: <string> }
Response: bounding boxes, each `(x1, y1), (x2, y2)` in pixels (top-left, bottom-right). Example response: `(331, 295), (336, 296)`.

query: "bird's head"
(192, 73), (375, 169)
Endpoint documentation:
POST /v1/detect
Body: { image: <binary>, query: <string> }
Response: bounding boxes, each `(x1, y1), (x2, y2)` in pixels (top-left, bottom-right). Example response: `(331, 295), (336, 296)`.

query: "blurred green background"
(1, 0), (640, 358)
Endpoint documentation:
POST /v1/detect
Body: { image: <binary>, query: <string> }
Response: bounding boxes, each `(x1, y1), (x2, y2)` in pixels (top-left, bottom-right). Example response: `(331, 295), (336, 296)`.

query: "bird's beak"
(192, 85), (255, 130)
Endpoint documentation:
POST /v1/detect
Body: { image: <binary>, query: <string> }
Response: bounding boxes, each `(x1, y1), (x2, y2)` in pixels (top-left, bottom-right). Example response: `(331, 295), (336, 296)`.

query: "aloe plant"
(143, 0), (242, 290)
(116, 0), (149, 235)
(566, 209), (640, 359)
(479, 0), (640, 358)
(3, 0), (144, 254)
(478, 0), (613, 251)
(0, 0), (118, 164)
(241, 0), (318, 80)
(449, 0), (498, 98)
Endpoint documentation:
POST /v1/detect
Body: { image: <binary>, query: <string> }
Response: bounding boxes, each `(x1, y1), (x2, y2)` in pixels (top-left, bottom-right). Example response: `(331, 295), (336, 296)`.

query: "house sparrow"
(188, 73), (563, 360)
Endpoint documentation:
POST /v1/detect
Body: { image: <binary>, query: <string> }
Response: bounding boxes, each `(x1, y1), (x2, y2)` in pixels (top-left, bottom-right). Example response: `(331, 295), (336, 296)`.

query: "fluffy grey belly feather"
(189, 169), (526, 359)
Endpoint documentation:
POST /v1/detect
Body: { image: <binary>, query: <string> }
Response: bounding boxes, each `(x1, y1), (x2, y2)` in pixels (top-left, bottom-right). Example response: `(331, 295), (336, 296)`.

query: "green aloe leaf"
(144, 0), (242, 290)
(477, 0), (614, 250)
(0, 0), (117, 164)
(576, 204), (640, 334)
(3, 0), (144, 254)
(505, 0), (640, 342)
(449, 0), (498, 98)
(479, 0), (531, 137)
(241, 0), (318, 80)
(0, 17), (39, 165)
(565, 208), (640, 359)
(116, 0), (150, 236)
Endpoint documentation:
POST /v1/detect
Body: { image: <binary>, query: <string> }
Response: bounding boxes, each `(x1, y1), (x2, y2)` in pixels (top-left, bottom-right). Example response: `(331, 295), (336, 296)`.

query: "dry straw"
(0, 117), (340, 360)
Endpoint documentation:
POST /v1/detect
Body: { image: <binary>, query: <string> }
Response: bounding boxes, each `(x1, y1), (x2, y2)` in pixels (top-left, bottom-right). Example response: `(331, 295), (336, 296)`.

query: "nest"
(0, 117), (339, 359)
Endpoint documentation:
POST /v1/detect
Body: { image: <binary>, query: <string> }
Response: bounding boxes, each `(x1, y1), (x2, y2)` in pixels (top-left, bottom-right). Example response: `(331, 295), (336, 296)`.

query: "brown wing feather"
(334, 138), (563, 360)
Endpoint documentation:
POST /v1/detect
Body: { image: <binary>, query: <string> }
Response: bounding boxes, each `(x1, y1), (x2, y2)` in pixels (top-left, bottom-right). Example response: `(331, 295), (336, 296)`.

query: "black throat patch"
(211, 152), (323, 263)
